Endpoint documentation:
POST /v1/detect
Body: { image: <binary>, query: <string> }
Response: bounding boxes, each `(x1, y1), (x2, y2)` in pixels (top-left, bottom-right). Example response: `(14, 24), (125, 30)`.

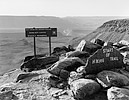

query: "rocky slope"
(70, 19), (129, 47)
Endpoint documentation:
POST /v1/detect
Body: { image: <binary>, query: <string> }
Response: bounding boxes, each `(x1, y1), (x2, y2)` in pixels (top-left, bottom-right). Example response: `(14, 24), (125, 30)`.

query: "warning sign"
(85, 46), (124, 74)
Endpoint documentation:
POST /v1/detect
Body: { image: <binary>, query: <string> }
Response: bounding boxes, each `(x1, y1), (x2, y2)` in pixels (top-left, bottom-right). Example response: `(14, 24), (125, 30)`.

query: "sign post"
(49, 36), (51, 56)
(33, 36), (36, 58)
(25, 27), (57, 57)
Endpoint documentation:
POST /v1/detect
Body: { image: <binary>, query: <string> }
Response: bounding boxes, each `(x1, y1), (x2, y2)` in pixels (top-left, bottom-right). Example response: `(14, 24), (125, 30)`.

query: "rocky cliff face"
(70, 19), (129, 47)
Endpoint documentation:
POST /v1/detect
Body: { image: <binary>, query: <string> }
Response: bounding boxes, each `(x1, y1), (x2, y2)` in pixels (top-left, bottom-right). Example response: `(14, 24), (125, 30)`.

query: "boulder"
(52, 46), (69, 56)
(83, 41), (102, 54)
(23, 54), (46, 62)
(75, 39), (102, 54)
(85, 46), (124, 74)
(97, 70), (129, 88)
(47, 57), (85, 78)
(66, 51), (90, 58)
(94, 39), (105, 46)
(20, 56), (59, 72)
(107, 87), (129, 100)
(80, 91), (108, 100)
(48, 76), (68, 89)
(70, 78), (101, 100)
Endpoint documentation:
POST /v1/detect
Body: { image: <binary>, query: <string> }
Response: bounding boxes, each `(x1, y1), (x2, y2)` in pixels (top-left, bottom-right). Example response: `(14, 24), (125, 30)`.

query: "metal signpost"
(25, 27), (57, 57)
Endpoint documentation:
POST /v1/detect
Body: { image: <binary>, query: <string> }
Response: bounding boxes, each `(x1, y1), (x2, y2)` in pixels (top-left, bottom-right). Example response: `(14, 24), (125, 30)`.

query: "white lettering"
(110, 57), (118, 61)
(106, 53), (110, 57)
(92, 58), (104, 64)
(103, 48), (113, 53)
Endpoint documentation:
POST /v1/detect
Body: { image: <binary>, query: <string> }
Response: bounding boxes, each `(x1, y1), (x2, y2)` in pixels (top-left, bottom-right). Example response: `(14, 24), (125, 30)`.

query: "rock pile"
(0, 39), (129, 100)
(46, 39), (129, 100)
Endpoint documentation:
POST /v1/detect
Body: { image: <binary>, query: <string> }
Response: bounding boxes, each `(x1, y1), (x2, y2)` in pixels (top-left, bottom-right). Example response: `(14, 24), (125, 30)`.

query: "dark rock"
(70, 78), (101, 100)
(48, 76), (68, 89)
(59, 69), (70, 80)
(106, 42), (114, 46)
(80, 91), (108, 100)
(52, 46), (69, 56)
(85, 74), (96, 80)
(97, 70), (129, 88)
(94, 39), (105, 46)
(125, 65), (129, 72)
(107, 87), (129, 100)
(20, 56), (59, 72)
(23, 54), (46, 62)
(83, 41), (102, 55)
(48, 76), (62, 88)
(67, 45), (75, 51)
(47, 57), (85, 77)
(85, 46), (124, 74)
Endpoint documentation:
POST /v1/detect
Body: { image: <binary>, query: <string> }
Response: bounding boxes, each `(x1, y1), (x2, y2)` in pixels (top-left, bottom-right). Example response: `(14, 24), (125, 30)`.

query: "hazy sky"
(0, 0), (129, 17)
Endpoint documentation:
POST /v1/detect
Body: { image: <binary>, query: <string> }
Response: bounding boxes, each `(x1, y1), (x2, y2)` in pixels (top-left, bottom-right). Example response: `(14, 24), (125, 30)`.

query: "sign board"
(85, 46), (124, 74)
(25, 28), (57, 37)
(25, 27), (57, 57)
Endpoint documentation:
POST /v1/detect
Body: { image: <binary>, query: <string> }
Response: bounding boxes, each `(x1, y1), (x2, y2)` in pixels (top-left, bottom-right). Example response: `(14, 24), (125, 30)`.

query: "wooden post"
(34, 36), (36, 58)
(49, 36), (51, 56)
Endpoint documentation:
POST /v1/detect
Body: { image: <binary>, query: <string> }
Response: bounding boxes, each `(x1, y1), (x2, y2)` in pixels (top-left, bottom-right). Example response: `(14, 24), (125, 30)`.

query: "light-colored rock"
(69, 71), (84, 84)
(76, 40), (86, 51)
(119, 40), (129, 46)
(97, 70), (129, 88)
(70, 78), (101, 100)
(107, 87), (129, 100)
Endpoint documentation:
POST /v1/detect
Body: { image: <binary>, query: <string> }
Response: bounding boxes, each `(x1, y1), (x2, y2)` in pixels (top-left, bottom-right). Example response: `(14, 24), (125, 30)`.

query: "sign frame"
(25, 27), (57, 57)
(25, 27), (57, 37)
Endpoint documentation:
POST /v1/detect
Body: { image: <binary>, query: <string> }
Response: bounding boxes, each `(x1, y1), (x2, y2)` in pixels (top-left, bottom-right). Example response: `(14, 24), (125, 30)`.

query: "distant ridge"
(70, 19), (129, 47)
(1, 16), (127, 34)
(0, 16), (78, 33)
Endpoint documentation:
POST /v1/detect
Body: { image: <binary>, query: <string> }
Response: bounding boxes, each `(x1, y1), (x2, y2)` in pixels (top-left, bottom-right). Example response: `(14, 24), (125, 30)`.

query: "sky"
(0, 0), (129, 17)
